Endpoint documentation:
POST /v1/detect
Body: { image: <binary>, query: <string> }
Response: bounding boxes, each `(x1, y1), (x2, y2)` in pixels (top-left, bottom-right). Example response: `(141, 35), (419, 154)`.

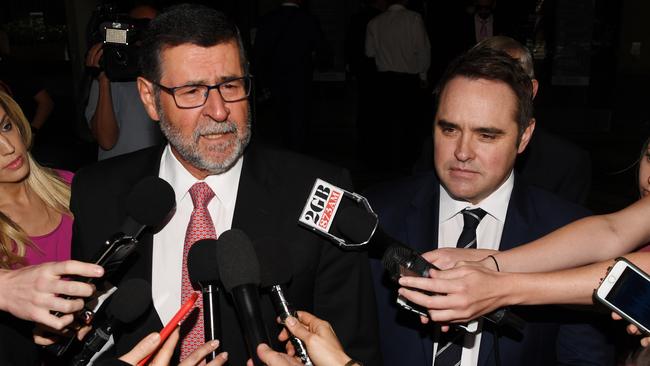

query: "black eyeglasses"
(153, 75), (253, 109)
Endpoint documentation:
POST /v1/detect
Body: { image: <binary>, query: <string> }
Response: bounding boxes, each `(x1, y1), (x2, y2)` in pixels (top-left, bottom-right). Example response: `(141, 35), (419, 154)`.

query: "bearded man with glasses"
(69, 4), (380, 365)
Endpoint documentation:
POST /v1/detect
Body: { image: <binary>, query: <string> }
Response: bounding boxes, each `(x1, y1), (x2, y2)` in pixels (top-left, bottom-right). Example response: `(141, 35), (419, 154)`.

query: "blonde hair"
(0, 91), (72, 268)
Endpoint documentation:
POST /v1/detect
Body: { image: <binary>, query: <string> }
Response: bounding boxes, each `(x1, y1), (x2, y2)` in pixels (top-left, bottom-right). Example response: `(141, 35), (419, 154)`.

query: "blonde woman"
(0, 92), (102, 364)
(0, 90), (74, 268)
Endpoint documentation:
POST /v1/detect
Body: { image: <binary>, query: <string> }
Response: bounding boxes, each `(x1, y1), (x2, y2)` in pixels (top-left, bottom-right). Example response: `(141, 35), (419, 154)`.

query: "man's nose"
(454, 135), (474, 162)
(202, 89), (230, 122)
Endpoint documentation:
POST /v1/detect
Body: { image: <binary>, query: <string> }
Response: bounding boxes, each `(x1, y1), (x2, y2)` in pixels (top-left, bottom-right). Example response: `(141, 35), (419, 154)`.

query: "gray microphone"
(188, 239), (221, 363)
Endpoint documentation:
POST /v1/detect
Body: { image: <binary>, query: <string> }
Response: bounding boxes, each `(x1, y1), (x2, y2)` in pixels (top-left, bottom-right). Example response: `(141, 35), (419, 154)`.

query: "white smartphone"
(595, 257), (650, 334)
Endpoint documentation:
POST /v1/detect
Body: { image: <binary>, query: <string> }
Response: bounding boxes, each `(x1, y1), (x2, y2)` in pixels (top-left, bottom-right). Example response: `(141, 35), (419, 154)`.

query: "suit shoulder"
(248, 144), (346, 175)
(364, 172), (437, 211)
(525, 184), (591, 220)
(244, 144), (351, 190)
(74, 146), (162, 189)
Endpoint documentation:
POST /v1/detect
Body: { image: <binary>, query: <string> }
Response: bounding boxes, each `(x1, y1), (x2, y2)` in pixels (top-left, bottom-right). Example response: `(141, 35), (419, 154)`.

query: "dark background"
(1, 0), (648, 214)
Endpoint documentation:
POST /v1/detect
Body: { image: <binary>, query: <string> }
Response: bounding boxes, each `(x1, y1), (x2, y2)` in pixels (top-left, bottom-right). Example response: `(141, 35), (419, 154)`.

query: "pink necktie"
(180, 182), (216, 360)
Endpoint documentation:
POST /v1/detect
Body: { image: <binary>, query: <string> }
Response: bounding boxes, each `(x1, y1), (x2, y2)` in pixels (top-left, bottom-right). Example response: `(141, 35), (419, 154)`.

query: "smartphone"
(136, 292), (199, 366)
(595, 257), (650, 334)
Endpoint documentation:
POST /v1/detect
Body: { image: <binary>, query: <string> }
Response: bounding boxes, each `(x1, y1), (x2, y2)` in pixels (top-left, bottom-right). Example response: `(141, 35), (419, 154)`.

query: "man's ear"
(137, 76), (160, 121)
(532, 79), (539, 99)
(517, 118), (536, 154)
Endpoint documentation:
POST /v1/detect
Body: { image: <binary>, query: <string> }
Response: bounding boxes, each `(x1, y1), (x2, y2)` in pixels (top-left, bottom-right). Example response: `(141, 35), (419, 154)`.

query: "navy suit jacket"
(365, 171), (614, 366)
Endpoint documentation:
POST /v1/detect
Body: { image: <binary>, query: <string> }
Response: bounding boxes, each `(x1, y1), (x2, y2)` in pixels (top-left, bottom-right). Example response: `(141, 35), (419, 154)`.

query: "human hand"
(248, 343), (302, 366)
(279, 311), (351, 366)
(86, 43), (104, 68)
(422, 248), (498, 270)
(0, 260), (103, 330)
(118, 329), (227, 366)
(86, 43), (108, 81)
(611, 312), (650, 347)
(32, 323), (92, 346)
(397, 264), (508, 324)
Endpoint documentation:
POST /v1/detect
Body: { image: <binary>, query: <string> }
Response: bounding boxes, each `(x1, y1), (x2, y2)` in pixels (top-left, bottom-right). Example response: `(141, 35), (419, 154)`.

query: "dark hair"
(472, 36), (535, 79)
(434, 47), (534, 139)
(139, 3), (247, 83)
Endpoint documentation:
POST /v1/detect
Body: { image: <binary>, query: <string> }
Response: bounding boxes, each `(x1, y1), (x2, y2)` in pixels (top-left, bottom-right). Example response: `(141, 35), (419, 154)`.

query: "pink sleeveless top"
(23, 170), (74, 266)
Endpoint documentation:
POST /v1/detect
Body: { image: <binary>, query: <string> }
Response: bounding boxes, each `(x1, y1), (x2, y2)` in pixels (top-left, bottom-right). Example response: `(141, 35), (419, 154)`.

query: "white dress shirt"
(152, 145), (243, 325)
(365, 4), (431, 80)
(432, 172), (514, 366)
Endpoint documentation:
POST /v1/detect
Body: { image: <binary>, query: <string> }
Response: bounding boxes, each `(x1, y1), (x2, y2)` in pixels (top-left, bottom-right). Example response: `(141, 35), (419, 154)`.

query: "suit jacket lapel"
(406, 172), (441, 364)
(125, 146), (166, 286)
(231, 144), (275, 244)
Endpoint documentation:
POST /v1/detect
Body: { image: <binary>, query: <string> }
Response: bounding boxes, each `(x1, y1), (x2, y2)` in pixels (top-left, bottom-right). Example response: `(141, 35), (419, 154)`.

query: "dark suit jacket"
(516, 128), (592, 205)
(0, 313), (39, 365)
(70, 143), (381, 365)
(365, 171), (614, 366)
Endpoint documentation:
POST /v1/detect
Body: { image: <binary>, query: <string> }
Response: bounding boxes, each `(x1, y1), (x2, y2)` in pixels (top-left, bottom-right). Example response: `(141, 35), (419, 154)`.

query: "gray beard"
(156, 99), (252, 175)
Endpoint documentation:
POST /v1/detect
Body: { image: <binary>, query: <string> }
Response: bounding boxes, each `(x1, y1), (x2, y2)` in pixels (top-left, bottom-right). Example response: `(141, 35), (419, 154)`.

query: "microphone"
(258, 239), (313, 366)
(187, 239), (221, 363)
(71, 279), (152, 366)
(216, 229), (271, 366)
(90, 176), (175, 278)
(50, 176), (175, 357)
(336, 206), (526, 333)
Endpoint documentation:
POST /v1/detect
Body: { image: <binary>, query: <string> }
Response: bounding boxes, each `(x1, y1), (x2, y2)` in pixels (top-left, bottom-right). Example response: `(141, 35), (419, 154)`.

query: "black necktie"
(434, 207), (487, 365)
(456, 208), (487, 249)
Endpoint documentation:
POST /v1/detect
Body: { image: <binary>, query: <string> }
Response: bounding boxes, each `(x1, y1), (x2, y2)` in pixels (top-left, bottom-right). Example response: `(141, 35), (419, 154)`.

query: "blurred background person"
(365, 0), (430, 177)
(84, 2), (163, 161)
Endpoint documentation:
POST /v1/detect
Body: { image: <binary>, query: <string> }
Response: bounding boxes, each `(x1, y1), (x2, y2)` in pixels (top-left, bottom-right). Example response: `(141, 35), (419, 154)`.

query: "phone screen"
(606, 267), (650, 330)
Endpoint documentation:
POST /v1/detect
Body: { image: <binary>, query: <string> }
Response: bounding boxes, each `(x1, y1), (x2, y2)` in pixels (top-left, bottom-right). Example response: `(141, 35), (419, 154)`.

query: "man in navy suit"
(366, 47), (614, 365)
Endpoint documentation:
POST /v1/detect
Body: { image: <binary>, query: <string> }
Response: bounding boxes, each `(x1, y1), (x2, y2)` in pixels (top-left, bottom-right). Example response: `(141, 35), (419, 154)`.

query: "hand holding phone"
(596, 257), (650, 335)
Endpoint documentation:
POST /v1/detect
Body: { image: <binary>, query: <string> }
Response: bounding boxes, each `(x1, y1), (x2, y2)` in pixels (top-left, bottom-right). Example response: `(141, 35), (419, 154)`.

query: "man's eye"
(222, 81), (243, 90)
(178, 87), (203, 96)
(480, 134), (496, 140)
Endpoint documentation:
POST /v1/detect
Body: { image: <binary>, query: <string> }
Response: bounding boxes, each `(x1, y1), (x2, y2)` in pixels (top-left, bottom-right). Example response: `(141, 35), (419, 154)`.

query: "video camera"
(87, 3), (150, 81)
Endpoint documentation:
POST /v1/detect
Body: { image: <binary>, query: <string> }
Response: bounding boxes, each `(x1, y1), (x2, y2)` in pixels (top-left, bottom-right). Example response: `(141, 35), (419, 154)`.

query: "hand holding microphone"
(103, 329), (228, 366)
(0, 260), (104, 331)
(45, 176), (175, 356)
(335, 206), (525, 333)
(249, 311), (356, 366)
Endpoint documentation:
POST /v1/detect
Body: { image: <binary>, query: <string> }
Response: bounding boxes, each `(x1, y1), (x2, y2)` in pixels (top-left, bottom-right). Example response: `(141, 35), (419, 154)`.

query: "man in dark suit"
(366, 47), (613, 365)
(70, 5), (379, 365)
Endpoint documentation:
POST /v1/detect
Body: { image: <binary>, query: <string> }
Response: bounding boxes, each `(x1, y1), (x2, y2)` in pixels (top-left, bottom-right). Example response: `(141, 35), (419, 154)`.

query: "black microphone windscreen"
(125, 176), (175, 227)
(110, 278), (152, 324)
(335, 206), (377, 244)
(216, 229), (261, 292)
(382, 245), (413, 279)
(256, 238), (292, 287)
(188, 239), (220, 284)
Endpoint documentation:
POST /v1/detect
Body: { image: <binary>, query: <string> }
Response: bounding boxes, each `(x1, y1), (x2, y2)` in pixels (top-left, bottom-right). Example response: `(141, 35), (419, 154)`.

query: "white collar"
(158, 144), (243, 211)
(439, 171), (514, 223)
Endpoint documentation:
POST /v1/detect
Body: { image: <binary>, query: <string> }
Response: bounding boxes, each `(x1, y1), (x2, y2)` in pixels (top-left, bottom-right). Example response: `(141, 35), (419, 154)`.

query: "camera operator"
(84, 3), (163, 161)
